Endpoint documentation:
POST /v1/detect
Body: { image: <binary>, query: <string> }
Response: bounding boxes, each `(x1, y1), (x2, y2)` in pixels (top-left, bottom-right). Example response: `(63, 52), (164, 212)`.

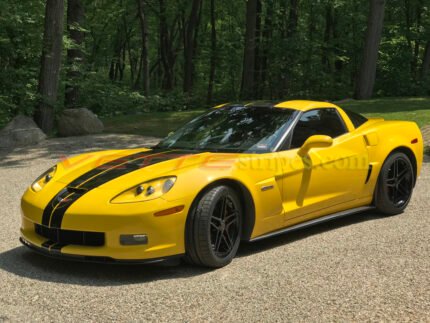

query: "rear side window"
(344, 109), (368, 129)
(290, 108), (347, 149)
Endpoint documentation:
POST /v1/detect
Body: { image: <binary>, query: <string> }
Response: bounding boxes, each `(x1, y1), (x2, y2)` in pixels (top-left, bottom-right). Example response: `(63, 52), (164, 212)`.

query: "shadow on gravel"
(0, 246), (210, 286)
(0, 134), (160, 168)
(237, 211), (383, 258)
(0, 212), (383, 286)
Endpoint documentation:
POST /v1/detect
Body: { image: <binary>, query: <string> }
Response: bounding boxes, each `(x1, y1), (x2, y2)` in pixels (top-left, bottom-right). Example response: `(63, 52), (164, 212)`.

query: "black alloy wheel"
(185, 186), (242, 268)
(210, 194), (240, 258)
(375, 152), (415, 215)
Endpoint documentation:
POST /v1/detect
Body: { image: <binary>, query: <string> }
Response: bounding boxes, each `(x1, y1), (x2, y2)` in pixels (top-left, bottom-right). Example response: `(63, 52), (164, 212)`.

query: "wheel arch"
(187, 178), (256, 241)
(384, 146), (418, 185)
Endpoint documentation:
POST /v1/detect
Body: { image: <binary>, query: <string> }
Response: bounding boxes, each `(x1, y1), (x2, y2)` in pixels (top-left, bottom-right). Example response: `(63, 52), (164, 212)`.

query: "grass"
(102, 97), (430, 138)
(339, 97), (430, 128)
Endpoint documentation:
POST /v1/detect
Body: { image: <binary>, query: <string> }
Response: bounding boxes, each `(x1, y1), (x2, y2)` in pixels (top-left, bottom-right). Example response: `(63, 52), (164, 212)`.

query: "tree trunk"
(354, 0), (386, 100)
(278, 0), (299, 97)
(137, 0), (150, 95)
(422, 41), (430, 79)
(412, 0), (423, 81)
(286, 0), (299, 38)
(241, 0), (259, 100)
(253, 0), (263, 98)
(159, 0), (175, 90)
(35, 0), (65, 134)
(351, 0), (360, 86)
(322, 4), (334, 73)
(207, 0), (217, 104)
(183, 0), (202, 93)
(257, 1), (273, 99)
(65, 0), (84, 109)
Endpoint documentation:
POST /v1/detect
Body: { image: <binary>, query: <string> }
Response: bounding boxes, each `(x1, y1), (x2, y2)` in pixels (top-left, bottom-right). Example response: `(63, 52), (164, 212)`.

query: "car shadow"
(0, 211), (384, 286)
(238, 210), (383, 257)
(0, 246), (211, 286)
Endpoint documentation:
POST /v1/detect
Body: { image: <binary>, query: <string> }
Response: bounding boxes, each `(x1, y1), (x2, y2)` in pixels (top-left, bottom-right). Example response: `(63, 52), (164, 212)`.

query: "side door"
(278, 108), (369, 223)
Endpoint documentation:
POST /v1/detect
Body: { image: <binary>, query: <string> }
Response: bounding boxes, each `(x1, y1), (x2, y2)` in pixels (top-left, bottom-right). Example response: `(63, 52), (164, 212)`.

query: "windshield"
(156, 106), (297, 153)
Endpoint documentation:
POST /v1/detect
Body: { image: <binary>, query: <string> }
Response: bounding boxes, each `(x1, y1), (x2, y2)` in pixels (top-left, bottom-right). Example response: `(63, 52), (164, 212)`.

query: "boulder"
(422, 125), (430, 148)
(0, 115), (46, 148)
(57, 108), (104, 137)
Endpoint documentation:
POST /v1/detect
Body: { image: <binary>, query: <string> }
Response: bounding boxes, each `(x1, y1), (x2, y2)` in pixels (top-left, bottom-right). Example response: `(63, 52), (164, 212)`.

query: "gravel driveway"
(0, 135), (429, 322)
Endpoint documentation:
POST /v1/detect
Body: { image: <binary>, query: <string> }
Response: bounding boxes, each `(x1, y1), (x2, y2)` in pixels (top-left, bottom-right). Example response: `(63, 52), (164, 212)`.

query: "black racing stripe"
(49, 192), (84, 228)
(41, 150), (164, 226)
(67, 150), (154, 187)
(45, 149), (195, 229)
(41, 188), (70, 226)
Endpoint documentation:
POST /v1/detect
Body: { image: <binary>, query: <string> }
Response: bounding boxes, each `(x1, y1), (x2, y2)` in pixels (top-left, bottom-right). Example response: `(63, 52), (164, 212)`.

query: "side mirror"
(298, 135), (333, 157)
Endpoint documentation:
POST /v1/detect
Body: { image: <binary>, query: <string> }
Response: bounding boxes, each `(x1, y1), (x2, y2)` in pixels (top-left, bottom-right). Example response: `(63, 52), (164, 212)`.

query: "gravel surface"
(0, 135), (429, 322)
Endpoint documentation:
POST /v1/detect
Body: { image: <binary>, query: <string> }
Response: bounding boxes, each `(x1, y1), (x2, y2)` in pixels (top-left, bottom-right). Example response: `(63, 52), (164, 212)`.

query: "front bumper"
(19, 237), (183, 264)
(21, 186), (192, 262)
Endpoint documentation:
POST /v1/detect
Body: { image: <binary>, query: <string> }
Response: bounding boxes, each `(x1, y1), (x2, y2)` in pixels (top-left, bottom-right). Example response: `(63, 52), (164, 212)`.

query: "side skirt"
(250, 206), (375, 242)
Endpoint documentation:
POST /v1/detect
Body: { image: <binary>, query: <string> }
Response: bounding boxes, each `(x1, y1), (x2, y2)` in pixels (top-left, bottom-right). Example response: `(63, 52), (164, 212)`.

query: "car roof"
(215, 100), (341, 112)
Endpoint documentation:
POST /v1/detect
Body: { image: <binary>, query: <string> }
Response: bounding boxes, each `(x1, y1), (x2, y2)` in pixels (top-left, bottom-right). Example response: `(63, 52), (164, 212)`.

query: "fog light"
(120, 234), (148, 246)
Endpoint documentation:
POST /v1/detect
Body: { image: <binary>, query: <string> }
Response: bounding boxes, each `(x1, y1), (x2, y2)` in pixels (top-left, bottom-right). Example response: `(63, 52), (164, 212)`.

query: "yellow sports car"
(20, 100), (423, 268)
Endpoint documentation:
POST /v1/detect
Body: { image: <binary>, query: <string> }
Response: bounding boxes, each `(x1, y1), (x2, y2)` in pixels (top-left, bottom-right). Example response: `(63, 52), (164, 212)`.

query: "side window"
(343, 109), (368, 129)
(290, 108), (347, 149)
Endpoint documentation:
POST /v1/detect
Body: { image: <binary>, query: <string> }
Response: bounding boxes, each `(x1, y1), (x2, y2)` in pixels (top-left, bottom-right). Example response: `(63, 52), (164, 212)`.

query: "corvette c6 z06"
(20, 100), (423, 268)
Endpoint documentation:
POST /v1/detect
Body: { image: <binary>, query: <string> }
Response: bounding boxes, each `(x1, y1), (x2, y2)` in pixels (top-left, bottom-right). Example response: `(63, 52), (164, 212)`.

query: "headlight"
(111, 177), (177, 204)
(31, 166), (57, 192)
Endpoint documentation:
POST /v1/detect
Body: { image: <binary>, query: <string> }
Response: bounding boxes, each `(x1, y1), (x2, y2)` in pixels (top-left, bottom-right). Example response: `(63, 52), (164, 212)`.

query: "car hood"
(53, 148), (239, 193)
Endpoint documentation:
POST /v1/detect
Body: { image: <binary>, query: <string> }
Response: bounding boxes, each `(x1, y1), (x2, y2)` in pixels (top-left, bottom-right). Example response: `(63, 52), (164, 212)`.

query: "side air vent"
(365, 165), (373, 184)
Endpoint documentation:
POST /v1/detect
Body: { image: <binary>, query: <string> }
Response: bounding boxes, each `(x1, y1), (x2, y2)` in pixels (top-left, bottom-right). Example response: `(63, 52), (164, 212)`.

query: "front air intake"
(35, 224), (105, 247)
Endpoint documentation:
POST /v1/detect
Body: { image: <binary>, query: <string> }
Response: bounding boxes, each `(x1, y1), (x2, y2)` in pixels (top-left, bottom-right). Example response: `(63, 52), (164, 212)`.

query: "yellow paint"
(20, 101), (424, 262)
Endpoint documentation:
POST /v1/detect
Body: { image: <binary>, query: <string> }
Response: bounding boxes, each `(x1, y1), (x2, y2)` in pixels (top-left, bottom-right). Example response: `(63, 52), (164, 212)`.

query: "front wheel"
(185, 186), (242, 268)
(375, 152), (415, 215)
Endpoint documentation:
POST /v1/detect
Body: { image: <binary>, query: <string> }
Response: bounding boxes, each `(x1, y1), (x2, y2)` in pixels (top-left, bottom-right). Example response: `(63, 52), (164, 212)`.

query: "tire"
(375, 152), (415, 215)
(185, 186), (242, 268)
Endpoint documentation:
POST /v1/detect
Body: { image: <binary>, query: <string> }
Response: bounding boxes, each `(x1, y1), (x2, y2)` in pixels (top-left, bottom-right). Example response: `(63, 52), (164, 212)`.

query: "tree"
(65, 0), (85, 109)
(159, 0), (179, 91)
(35, 0), (65, 133)
(355, 0), (386, 100)
(137, 0), (150, 95)
(183, 0), (202, 93)
(286, 0), (299, 38)
(422, 41), (430, 79)
(207, 0), (217, 103)
(241, 0), (259, 99)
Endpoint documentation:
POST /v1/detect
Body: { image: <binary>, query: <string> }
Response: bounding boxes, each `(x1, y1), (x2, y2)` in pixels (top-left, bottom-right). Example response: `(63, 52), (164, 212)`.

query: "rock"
(57, 108), (104, 137)
(0, 115), (46, 148)
(422, 125), (430, 148)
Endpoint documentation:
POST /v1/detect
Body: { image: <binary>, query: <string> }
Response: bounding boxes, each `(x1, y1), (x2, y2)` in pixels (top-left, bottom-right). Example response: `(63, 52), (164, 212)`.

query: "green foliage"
(0, 0), (44, 125)
(79, 73), (209, 117)
(1, 0), (430, 130)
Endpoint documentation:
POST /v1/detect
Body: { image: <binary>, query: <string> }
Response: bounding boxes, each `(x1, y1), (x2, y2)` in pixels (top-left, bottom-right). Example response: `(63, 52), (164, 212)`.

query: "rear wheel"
(185, 186), (242, 268)
(375, 152), (415, 215)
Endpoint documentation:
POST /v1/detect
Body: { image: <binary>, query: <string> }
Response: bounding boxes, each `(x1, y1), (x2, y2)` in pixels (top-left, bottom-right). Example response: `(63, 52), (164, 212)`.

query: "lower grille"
(35, 224), (105, 247)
